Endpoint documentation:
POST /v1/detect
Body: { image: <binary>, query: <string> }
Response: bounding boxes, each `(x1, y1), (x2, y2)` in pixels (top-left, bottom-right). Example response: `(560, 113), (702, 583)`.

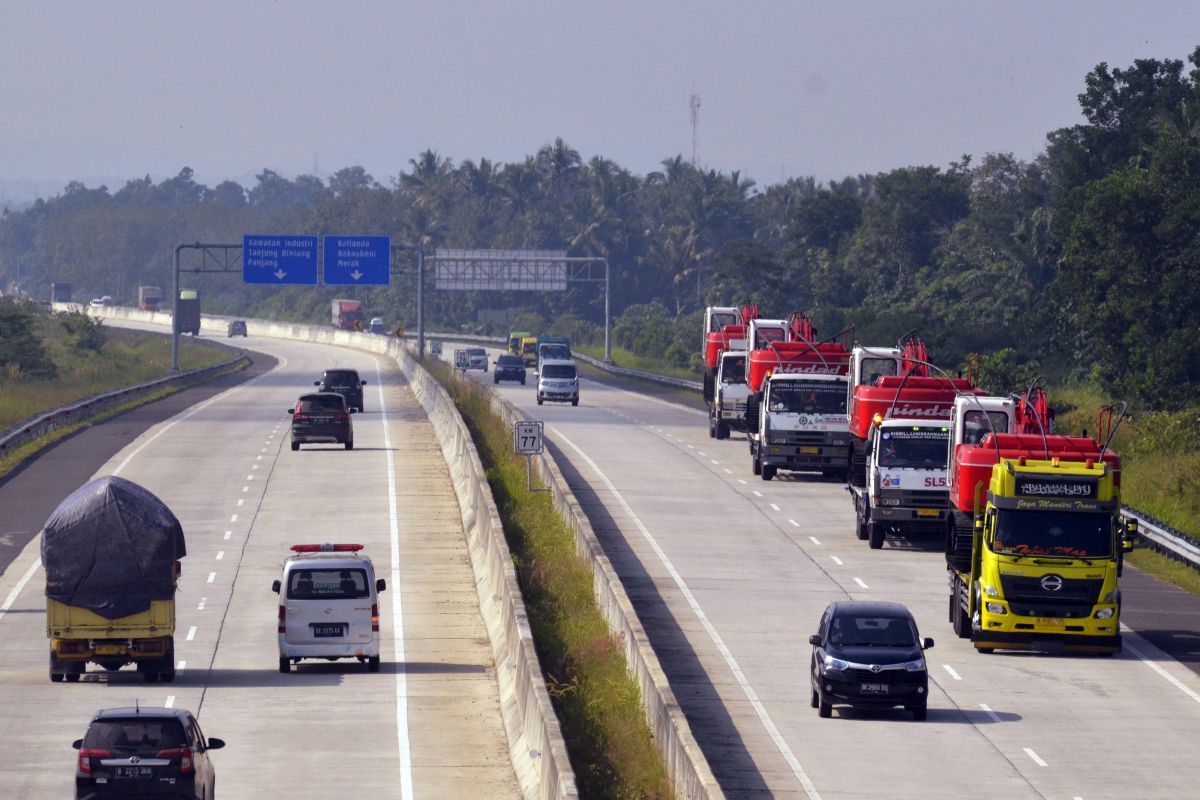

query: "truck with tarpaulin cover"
(176, 289), (201, 335)
(42, 476), (186, 683)
(332, 298), (365, 331)
(138, 286), (162, 312)
(945, 389), (1137, 654)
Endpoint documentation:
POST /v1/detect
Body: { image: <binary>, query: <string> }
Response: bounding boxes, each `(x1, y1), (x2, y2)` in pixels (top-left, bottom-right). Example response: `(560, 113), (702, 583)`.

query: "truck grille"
(770, 431), (842, 446)
(891, 490), (947, 507)
(999, 575), (1103, 618)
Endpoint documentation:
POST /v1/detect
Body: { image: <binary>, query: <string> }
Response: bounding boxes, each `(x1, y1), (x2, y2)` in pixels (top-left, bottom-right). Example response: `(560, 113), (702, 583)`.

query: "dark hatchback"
(809, 600), (933, 720)
(73, 707), (225, 800)
(315, 368), (367, 412)
(290, 392), (354, 451)
(226, 320), (247, 337)
(493, 354), (527, 385)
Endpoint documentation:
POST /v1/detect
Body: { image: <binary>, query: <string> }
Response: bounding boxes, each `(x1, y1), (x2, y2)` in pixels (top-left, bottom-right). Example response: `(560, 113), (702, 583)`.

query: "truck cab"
(747, 318), (787, 350)
(710, 350), (749, 439)
(749, 372), (850, 480)
(852, 418), (951, 549)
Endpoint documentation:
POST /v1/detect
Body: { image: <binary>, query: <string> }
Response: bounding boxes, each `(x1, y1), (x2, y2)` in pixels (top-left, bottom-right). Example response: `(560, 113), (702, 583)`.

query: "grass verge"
(427, 358), (672, 799)
(576, 344), (700, 383)
(575, 359), (705, 411)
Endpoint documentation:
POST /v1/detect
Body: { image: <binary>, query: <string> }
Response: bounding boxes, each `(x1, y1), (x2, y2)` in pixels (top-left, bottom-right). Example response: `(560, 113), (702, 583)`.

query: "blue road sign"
(243, 236), (319, 285)
(323, 235), (391, 285)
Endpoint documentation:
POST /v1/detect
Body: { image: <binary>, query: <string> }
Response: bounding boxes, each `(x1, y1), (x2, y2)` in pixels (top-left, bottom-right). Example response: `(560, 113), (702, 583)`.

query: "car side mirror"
(349, 408), (358, 414)
(313, 380), (320, 386)
(72, 739), (83, 750)
(207, 738), (225, 750)
(808, 634), (822, 647)
(360, 380), (367, 385)
(922, 637), (935, 650)
(271, 580), (281, 593)
(287, 408), (294, 415)
(376, 578), (386, 592)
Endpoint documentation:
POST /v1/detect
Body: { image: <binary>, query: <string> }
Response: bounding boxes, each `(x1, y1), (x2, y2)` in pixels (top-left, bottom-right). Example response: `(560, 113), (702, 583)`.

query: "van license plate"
(312, 624), (346, 638)
(1036, 617), (1065, 628)
(800, 446), (820, 454)
(916, 508), (940, 518)
(859, 682), (889, 694)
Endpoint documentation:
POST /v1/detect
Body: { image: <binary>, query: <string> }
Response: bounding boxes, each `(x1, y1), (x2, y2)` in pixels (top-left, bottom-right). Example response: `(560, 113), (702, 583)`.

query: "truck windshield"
(993, 509), (1111, 558)
(767, 381), (846, 414)
(754, 327), (785, 348)
(710, 311), (737, 331)
(877, 427), (949, 468)
(720, 356), (746, 384)
(963, 409), (1010, 444)
(859, 357), (898, 386)
(540, 345), (570, 360)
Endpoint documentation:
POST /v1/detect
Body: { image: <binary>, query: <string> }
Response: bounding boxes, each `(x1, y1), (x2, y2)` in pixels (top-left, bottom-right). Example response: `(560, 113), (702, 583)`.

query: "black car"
(494, 354), (527, 385)
(314, 368), (367, 412)
(290, 392), (354, 451)
(73, 706), (225, 800)
(226, 320), (247, 337)
(809, 600), (933, 720)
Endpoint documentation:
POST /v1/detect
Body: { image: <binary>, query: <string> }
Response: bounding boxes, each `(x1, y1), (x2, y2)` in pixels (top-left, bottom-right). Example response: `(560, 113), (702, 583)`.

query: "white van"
(272, 543), (385, 673)
(536, 358), (579, 406)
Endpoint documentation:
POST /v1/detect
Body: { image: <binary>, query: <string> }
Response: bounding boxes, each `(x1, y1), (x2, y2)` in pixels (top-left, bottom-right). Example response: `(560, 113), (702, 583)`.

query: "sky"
(1, 0), (1199, 197)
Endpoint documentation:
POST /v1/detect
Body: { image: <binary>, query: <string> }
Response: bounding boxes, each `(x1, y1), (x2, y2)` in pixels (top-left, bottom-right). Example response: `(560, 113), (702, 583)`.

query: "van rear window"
(288, 568), (369, 599)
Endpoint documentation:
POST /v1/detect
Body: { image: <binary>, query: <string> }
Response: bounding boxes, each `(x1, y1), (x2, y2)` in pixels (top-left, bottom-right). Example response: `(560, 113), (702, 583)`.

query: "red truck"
(702, 304), (756, 403)
(332, 299), (365, 331)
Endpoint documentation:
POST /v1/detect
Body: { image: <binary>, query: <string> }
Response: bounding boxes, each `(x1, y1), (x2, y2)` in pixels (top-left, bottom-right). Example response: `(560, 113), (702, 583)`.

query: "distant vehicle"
(535, 338), (571, 374)
(227, 320), (247, 337)
(493, 354), (526, 385)
(520, 337), (539, 367)
(332, 298), (365, 330)
(537, 358), (579, 406)
(289, 392), (355, 451)
(507, 330), (532, 355)
(271, 543), (386, 673)
(51, 281), (72, 303)
(314, 368), (366, 412)
(138, 286), (161, 312)
(73, 706), (225, 800)
(368, 317), (387, 335)
(809, 600), (933, 720)
(463, 347), (488, 371)
(88, 296), (112, 308)
(176, 290), (200, 335)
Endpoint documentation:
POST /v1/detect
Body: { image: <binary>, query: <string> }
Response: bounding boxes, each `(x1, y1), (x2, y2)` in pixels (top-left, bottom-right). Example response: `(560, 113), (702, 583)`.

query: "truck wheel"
(291, 442), (300, 452)
(161, 669), (176, 683)
(752, 454), (762, 476)
(571, 398), (579, 406)
(868, 522), (885, 550)
(855, 516), (869, 541)
(708, 416), (716, 438)
(951, 579), (971, 639)
(494, 375), (499, 384)
(762, 465), (776, 481)
(279, 657), (290, 674)
(50, 673), (64, 683)
(716, 422), (730, 440)
(65, 673), (80, 683)
(537, 395), (544, 406)
(367, 656), (381, 673)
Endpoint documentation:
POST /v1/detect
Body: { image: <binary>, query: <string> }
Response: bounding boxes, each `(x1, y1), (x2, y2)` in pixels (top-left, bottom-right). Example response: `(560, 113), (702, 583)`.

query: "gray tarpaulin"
(41, 476), (186, 620)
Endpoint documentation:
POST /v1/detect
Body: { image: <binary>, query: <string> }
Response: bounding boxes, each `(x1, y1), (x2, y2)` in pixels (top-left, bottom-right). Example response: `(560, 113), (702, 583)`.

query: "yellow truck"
(43, 476), (185, 683)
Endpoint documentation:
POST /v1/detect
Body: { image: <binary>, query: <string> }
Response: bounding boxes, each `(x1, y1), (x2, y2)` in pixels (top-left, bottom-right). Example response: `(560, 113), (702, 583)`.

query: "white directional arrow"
(350, 270), (364, 281)
(274, 269), (287, 280)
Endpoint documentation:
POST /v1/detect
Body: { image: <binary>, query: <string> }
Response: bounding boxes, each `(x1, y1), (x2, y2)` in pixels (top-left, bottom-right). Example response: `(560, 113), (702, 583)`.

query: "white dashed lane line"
(230, 514), (238, 522)
(769, 503), (781, 511)
(943, 664), (962, 681)
(242, 486), (249, 492)
(207, 572), (216, 584)
(753, 490), (763, 498)
(196, 598), (206, 611)
(186, 626), (197, 641)
(216, 551), (224, 561)
(724, 469), (733, 474)
(853, 577), (869, 589)
(1024, 748), (1048, 767)
(738, 479), (747, 485)
(165, 695), (176, 708)
(223, 531), (231, 540)
(809, 536), (821, 545)
(176, 660), (186, 671)
(979, 703), (1001, 723)
(236, 499), (244, 507)
(830, 556), (844, 566)
(711, 460), (719, 465)
(789, 519), (800, 527)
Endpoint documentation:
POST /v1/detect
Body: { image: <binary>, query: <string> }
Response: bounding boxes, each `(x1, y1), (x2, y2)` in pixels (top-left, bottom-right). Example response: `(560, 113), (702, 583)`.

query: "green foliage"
(969, 348), (1040, 397)
(58, 310), (107, 353)
(0, 297), (56, 378)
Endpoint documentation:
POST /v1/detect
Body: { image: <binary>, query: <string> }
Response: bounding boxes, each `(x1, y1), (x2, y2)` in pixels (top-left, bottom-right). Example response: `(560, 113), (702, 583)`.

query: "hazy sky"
(2, 1), (1199, 192)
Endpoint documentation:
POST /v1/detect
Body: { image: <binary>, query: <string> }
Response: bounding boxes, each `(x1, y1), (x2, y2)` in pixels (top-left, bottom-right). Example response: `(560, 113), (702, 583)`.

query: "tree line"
(1, 47), (1198, 409)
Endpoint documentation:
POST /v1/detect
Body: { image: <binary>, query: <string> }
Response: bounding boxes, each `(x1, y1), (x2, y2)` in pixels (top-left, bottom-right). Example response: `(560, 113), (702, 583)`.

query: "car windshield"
(288, 568), (370, 599)
(720, 356), (746, 384)
(323, 371), (357, 384)
(542, 364), (576, 379)
(993, 509), (1112, 558)
(767, 381), (845, 414)
(497, 356), (522, 366)
(829, 615), (917, 648)
(877, 427), (949, 468)
(85, 719), (187, 755)
(299, 395), (344, 412)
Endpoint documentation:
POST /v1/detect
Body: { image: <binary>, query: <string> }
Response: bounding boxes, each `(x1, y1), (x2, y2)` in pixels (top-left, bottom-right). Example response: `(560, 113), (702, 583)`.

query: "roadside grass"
(429, 359), (672, 799)
(576, 344), (700, 382)
(1, 326), (227, 430)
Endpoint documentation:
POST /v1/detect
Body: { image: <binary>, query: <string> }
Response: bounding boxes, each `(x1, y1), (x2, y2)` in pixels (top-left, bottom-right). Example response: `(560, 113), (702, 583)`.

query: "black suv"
(73, 706), (225, 800)
(227, 320), (247, 337)
(809, 600), (933, 720)
(290, 392), (354, 450)
(493, 354), (527, 385)
(315, 368), (367, 412)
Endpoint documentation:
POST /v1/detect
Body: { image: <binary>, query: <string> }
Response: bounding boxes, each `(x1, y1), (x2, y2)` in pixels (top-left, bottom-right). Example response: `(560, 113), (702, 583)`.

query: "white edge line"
(942, 664), (962, 681)
(979, 703), (1001, 723)
(0, 559), (41, 620)
(375, 356), (414, 799)
(853, 577), (869, 589)
(1023, 747), (1047, 767)
(553, 428), (822, 800)
(1125, 638), (1200, 705)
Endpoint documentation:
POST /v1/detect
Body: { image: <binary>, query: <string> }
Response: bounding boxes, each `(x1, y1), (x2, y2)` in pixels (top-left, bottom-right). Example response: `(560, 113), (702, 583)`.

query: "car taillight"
(278, 604), (286, 634)
(157, 747), (193, 773)
(79, 748), (111, 774)
(371, 603), (379, 633)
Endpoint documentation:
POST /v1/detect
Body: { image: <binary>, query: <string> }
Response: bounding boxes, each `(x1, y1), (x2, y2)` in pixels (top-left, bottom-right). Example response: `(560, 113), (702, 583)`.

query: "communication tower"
(690, 93), (701, 167)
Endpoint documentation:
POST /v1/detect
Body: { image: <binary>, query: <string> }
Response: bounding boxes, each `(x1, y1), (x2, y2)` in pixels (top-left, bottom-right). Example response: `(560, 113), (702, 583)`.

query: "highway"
(0, 334), (521, 799)
(452, 345), (1200, 800)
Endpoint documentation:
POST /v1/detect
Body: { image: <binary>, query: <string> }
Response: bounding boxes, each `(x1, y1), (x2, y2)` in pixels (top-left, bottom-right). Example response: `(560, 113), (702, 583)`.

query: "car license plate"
(1036, 617), (1065, 628)
(800, 446), (820, 454)
(115, 766), (153, 778)
(916, 508), (940, 518)
(860, 682), (889, 694)
(312, 624), (346, 638)
(95, 644), (125, 655)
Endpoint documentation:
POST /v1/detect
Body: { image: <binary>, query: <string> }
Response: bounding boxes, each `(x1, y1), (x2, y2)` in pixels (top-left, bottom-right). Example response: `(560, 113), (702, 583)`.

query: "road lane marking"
(710, 459), (719, 465)
(0, 559), (41, 622)
(236, 499), (244, 507)
(186, 626), (196, 641)
(216, 551), (224, 560)
(738, 479), (747, 485)
(789, 519), (800, 527)
(197, 598), (207, 611)
(165, 695), (175, 708)
(1124, 637), (1200, 705)
(687, 445), (695, 449)
(809, 536), (821, 545)
(242, 486), (249, 492)
(230, 514), (238, 522)
(979, 703), (1001, 723)
(1024, 748), (1047, 767)
(176, 661), (186, 671)
(207, 572), (216, 584)
(246, 475), (254, 480)
(753, 490), (763, 497)
(853, 577), (869, 589)
(830, 556), (843, 566)
(943, 664), (962, 680)
(769, 503), (781, 511)
(373, 357), (415, 799)
(223, 531), (231, 540)
(724, 469), (733, 474)
(698, 451), (707, 456)
(553, 429), (823, 799)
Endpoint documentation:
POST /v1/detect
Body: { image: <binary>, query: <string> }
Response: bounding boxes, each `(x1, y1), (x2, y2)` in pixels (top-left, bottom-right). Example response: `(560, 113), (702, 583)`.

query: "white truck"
(748, 372), (851, 480)
(709, 350), (749, 439)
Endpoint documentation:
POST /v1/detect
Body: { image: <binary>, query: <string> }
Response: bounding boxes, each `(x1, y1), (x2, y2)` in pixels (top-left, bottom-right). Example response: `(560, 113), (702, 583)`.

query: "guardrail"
(1121, 507), (1200, 571)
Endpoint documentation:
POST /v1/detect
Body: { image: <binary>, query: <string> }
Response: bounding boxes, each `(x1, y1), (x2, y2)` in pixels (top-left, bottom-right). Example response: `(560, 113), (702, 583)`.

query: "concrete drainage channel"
(63, 306), (721, 800)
